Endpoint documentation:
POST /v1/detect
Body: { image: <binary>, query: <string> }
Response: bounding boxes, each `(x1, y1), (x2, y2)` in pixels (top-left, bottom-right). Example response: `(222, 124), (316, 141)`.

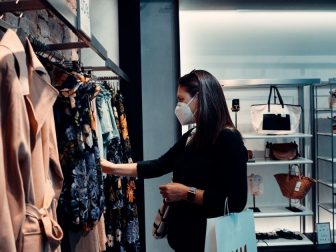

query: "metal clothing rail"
(82, 66), (120, 80)
(0, 0), (130, 83)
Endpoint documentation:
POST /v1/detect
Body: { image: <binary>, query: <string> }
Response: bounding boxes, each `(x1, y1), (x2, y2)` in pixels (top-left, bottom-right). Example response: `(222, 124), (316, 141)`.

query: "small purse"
(269, 141), (299, 160)
(152, 199), (170, 239)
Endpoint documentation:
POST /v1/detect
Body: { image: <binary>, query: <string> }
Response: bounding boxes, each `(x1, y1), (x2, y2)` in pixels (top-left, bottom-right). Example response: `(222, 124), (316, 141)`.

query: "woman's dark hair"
(179, 69), (234, 149)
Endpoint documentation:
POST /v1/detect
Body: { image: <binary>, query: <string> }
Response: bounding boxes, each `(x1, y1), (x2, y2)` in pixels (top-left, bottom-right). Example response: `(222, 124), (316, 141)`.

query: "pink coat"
(0, 29), (64, 252)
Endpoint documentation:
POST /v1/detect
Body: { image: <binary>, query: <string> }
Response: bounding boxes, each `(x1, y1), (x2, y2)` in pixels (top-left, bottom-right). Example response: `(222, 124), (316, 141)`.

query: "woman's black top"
(137, 128), (248, 251)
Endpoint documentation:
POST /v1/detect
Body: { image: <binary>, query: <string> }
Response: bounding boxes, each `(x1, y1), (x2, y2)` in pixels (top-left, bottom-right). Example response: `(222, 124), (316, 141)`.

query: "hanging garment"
(0, 29), (64, 252)
(54, 81), (105, 232)
(96, 84), (140, 252)
(95, 83), (120, 158)
(115, 91), (133, 163)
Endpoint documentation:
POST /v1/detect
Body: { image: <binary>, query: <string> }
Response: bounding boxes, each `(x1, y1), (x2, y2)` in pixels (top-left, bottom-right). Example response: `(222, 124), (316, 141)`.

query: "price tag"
(294, 181), (301, 191)
(316, 222), (331, 244)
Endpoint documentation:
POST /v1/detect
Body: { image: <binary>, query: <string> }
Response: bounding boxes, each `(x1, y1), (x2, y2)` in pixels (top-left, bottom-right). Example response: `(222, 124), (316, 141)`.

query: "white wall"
(81, 0), (119, 72)
(180, 10), (336, 81)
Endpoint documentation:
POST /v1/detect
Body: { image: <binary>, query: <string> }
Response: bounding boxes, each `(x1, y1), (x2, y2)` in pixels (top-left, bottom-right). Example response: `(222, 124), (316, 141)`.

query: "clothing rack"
(28, 34), (65, 63)
(0, 0), (130, 82)
(96, 76), (120, 81)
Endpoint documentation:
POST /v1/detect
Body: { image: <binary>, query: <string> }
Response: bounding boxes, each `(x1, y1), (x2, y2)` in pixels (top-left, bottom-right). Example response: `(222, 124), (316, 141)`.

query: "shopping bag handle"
(267, 86), (285, 111)
(224, 197), (230, 216)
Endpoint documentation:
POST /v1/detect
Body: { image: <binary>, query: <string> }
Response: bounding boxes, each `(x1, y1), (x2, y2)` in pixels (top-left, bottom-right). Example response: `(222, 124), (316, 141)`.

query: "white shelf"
(242, 133), (312, 139)
(257, 233), (313, 247)
(317, 132), (336, 137)
(316, 108), (336, 112)
(247, 157), (313, 166)
(319, 180), (336, 188)
(319, 203), (336, 214)
(317, 156), (336, 163)
(220, 78), (319, 88)
(251, 205), (313, 218)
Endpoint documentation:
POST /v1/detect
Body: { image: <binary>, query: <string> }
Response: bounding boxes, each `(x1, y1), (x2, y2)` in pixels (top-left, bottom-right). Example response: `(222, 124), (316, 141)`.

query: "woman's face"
(176, 85), (198, 114)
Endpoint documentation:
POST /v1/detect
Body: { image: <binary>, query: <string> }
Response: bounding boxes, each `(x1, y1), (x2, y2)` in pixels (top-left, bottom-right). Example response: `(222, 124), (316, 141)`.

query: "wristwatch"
(187, 187), (197, 202)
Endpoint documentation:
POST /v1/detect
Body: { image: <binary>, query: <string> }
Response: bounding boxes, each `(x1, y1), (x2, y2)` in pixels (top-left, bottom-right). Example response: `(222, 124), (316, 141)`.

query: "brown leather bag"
(274, 165), (315, 200)
(269, 142), (299, 160)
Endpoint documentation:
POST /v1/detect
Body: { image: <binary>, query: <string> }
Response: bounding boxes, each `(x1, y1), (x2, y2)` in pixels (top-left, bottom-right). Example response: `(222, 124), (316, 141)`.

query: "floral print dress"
(96, 82), (141, 252)
(54, 81), (105, 232)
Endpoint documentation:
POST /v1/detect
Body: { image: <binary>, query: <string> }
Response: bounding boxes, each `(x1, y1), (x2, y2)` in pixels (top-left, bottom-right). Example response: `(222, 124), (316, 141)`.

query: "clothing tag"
(295, 181), (302, 191)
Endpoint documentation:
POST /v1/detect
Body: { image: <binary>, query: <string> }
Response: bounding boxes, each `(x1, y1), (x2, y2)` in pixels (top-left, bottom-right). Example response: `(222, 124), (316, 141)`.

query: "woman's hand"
(100, 158), (114, 174)
(159, 182), (189, 202)
(100, 159), (138, 177)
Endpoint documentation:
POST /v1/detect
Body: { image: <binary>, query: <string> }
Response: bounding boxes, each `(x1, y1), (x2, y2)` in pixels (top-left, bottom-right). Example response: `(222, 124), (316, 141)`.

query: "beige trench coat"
(0, 29), (63, 252)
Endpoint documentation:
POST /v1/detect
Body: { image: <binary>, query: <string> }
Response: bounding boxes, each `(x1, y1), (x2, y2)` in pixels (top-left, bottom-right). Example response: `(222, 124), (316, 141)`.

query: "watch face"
(187, 187), (196, 201)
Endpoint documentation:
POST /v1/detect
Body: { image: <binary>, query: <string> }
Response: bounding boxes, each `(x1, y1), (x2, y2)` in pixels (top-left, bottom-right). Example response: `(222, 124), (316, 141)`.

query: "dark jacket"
(137, 128), (248, 251)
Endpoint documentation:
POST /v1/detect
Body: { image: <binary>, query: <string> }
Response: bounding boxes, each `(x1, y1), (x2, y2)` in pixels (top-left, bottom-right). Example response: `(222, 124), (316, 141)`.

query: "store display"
(0, 2), (140, 251)
(247, 173), (263, 212)
(250, 86), (301, 134)
(256, 230), (303, 241)
(314, 80), (336, 245)
(269, 142), (299, 160)
(226, 78), (317, 247)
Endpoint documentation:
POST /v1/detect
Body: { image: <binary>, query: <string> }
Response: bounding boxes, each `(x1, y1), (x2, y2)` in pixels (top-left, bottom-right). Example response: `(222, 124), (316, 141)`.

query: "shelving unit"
(314, 79), (336, 244)
(223, 78), (319, 247)
(253, 205), (314, 218)
(247, 157), (313, 167)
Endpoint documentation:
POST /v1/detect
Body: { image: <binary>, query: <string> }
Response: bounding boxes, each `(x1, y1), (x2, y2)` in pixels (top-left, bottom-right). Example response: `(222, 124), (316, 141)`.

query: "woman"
(101, 70), (247, 252)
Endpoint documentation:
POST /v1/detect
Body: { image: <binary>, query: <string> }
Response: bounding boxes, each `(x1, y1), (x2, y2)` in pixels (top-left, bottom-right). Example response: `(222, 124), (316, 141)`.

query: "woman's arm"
(100, 159), (138, 176)
(158, 182), (205, 205)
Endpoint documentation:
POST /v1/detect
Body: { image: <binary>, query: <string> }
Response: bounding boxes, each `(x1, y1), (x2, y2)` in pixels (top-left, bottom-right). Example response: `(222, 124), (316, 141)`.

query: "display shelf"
(253, 205), (314, 218)
(316, 108), (336, 112)
(317, 156), (336, 163)
(319, 203), (336, 214)
(257, 233), (313, 247)
(242, 133), (312, 139)
(317, 132), (336, 137)
(220, 78), (320, 88)
(319, 180), (336, 188)
(247, 157), (313, 167)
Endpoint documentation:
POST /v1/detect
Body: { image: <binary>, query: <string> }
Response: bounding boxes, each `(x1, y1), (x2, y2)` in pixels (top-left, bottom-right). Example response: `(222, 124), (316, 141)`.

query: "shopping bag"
(204, 199), (257, 252)
(250, 86), (301, 134)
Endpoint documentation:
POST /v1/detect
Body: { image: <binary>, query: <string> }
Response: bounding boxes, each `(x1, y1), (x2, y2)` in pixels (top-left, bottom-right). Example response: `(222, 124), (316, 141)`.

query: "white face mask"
(175, 95), (197, 125)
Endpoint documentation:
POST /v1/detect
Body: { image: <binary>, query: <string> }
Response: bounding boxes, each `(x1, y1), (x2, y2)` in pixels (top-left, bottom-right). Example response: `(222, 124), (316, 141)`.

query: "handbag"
(269, 141), (299, 160)
(152, 199), (170, 239)
(204, 198), (257, 252)
(250, 86), (301, 134)
(274, 165), (315, 200)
